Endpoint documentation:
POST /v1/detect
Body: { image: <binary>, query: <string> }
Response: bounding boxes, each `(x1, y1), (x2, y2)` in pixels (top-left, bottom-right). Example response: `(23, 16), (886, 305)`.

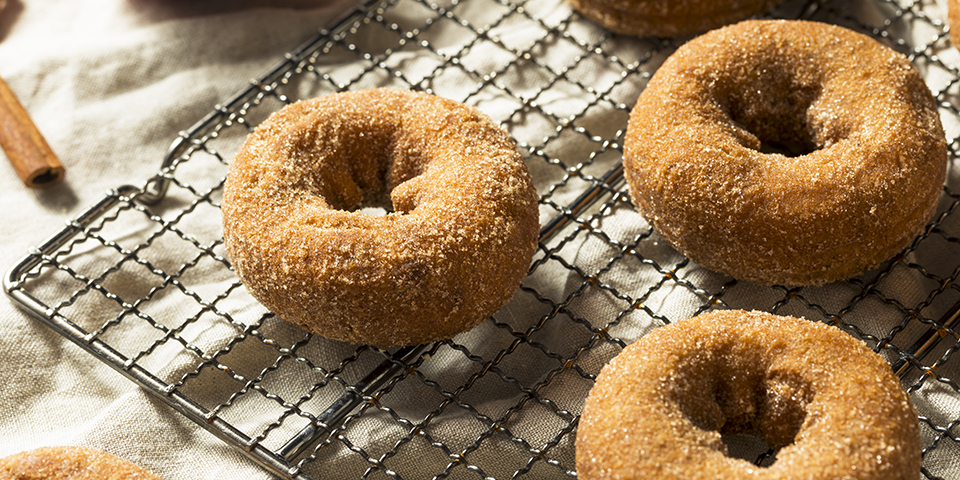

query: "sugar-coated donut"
(950, 0), (960, 50)
(566, 0), (780, 37)
(624, 20), (947, 286)
(0, 446), (163, 479)
(575, 310), (921, 480)
(222, 88), (539, 347)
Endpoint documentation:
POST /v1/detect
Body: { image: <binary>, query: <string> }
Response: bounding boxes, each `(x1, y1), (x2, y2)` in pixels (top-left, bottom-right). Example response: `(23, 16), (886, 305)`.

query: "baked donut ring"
(575, 310), (921, 480)
(222, 88), (539, 347)
(624, 19), (947, 285)
(950, 0), (960, 50)
(0, 446), (163, 479)
(566, 0), (780, 37)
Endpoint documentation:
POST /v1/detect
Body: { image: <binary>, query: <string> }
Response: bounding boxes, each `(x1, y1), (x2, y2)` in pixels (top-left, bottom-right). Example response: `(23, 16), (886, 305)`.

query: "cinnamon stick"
(0, 76), (64, 188)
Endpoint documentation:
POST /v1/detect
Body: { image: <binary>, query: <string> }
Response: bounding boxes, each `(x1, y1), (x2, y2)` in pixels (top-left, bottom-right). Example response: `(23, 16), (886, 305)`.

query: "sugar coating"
(575, 310), (921, 480)
(221, 88), (540, 346)
(0, 446), (163, 480)
(566, 0), (779, 37)
(950, 0), (960, 50)
(624, 19), (947, 286)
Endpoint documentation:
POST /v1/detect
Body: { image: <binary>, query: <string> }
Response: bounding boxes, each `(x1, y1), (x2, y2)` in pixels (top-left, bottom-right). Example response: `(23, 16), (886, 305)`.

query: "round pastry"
(222, 88), (539, 347)
(0, 446), (162, 479)
(950, 0), (960, 50)
(575, 310), (921, 480)
(566, 0), (780, 37)
(623, 19), (947, 286)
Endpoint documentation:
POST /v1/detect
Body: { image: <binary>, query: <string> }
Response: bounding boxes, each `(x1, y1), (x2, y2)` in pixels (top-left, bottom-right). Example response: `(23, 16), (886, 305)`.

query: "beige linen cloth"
(0, 1), (356, 478)
(1, 0), (960, 479)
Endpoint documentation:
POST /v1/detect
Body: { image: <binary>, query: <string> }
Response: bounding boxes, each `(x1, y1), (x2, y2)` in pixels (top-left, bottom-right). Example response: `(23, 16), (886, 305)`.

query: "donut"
(575, 310), (921, 480)
(221, 88), (539, 347)
(623, 19), (947, 286)
(0, 446), (163, 479)
(950, 0), (960, 50)
(566, 0), (780, 37)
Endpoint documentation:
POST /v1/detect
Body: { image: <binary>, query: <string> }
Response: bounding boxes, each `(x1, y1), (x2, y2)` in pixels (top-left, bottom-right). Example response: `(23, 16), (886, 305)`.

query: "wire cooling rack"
(5, 0), (960, 478)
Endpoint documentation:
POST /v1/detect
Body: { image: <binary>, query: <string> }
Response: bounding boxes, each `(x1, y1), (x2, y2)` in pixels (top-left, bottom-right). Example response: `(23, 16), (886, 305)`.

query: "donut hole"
(709, 408), (793, 468)
(679, 356), (812, 469)
(285, 117), (429, 217)
(717, 372), (811, 467)
(724, 78), (822, 158)
(353, 190), (399, 216)
(325, 184), (399, 216)
(756, 136), (816, 158)
(721, 433), (777, 467)
(357, 205), (391, 216)
(301, 146), (422, 217)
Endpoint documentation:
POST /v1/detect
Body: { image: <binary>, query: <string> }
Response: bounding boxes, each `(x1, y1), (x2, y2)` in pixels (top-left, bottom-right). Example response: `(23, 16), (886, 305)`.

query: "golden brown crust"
(567, 0), (779, 37)
(623, 19), (947, 286)
(950, 0), (960, 50)
(575, 310), (921, 480)
(0, 447), (162, 480)
(221, 88), (539, 346)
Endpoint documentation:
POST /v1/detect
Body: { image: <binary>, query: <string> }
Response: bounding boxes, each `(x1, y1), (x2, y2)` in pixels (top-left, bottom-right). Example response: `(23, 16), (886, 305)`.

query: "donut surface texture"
(222, 88), (539, 347)
(624, 19), (947, 286)
(566, 0), (779, 37)
(575, 310), (921, 480)
(0, 446), (162, 480)
(950, 0), (960, 50)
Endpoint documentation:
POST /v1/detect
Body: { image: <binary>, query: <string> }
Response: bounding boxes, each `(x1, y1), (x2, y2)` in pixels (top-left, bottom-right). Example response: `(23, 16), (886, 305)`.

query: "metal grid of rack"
(5, 0), (960, 478)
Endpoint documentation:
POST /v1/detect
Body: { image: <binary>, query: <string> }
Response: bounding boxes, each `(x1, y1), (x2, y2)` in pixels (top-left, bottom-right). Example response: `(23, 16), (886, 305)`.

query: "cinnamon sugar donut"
(575, 310), (921, 480)
(567, 0), (779, 37)
(624, 19), (947, 286)
(222, 88), (539, 347)
(950, 0), (960, 49)
(0, 446), (162, 479)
